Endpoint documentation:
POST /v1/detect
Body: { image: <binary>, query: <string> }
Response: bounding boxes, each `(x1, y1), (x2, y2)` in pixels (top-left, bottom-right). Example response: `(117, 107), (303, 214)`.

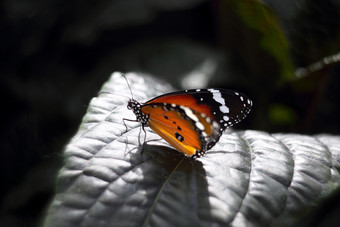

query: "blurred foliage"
(1, 0), (340, 226)
(214, 0), (340, 134)
(269, 104), (297, 129)
(226, 0), (295, 83)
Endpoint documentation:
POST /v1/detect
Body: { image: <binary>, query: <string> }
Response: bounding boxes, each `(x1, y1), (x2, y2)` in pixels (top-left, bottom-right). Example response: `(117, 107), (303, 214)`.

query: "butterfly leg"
(139, 125), (149, 154)
(141, 125), (147, 143)
(122, 118), (139, 132)
(123, 118), (148, 154)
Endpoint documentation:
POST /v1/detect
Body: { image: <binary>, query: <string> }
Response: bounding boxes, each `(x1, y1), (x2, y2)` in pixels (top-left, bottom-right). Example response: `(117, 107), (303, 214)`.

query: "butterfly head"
(127, 99), (139, 110)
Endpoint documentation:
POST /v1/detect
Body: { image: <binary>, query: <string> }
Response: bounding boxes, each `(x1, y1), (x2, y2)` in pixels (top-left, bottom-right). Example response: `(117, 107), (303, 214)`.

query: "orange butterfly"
(125, 80), (252, 158)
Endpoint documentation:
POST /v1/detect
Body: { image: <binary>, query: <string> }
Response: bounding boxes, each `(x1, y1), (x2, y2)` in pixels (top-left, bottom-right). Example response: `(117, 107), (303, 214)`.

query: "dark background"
(1, 0), (340, 226)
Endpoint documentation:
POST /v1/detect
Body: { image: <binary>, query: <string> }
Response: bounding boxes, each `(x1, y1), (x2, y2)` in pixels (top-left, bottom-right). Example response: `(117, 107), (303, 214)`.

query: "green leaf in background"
(269, 104), (297, 126)
(225, 0), (295, 83)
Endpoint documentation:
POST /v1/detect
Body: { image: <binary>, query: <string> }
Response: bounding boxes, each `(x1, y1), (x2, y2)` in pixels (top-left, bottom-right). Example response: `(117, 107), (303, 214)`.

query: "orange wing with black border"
(141, 103), (219, 157)
(137, 88), (252, 157)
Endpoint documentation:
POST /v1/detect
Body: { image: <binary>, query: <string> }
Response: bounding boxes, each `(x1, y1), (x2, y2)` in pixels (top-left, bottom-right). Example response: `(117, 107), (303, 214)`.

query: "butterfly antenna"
(121, 73), (134, 99)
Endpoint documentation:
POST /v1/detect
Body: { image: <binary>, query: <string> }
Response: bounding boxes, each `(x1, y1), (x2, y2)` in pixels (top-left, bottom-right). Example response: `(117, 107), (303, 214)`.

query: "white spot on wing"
(180, 106), (199, 123)
(212, 121), (219, 129)
(208, 89), (229, 113)
(219, 105), (229, 114)
(196, 121), (205, 131)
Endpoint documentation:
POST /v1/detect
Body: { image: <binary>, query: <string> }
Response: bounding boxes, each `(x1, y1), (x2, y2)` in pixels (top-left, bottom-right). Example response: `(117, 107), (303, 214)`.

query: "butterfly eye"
(127, 100), (134, 110)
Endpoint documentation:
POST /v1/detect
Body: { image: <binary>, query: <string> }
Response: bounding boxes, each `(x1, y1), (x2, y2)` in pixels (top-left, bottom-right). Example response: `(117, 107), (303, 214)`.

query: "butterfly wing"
(141, 88), (252, 157)
(141, 104), (218, 157)
(146, 88), (252, 132)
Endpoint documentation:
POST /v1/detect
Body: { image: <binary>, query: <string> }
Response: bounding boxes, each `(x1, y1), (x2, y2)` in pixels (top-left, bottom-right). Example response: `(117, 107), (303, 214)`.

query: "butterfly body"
(127, 88), (252, 158)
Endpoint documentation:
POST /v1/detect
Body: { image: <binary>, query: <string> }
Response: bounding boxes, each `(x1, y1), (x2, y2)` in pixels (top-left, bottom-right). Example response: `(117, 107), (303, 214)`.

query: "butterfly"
(124, 78), (253, 158)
